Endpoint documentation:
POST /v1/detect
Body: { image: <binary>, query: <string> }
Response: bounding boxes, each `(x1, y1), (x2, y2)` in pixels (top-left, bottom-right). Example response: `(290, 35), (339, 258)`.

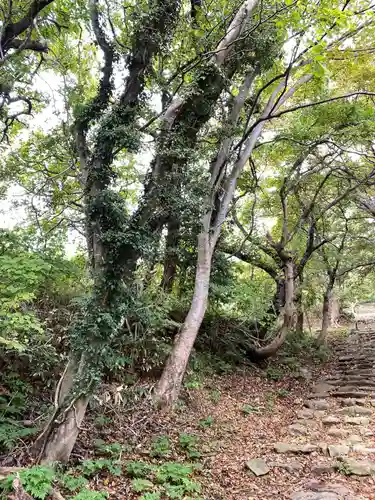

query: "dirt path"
(78, 327), (375, 499)
(161, 328), (375, 499)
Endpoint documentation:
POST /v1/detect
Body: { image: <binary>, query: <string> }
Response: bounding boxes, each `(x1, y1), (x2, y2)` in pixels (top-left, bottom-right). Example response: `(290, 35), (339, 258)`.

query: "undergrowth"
(0, 457), (203, 500)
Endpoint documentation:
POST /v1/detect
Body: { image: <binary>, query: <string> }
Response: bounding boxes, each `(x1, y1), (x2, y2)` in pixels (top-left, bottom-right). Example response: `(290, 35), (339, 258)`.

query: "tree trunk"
(40, 395), (89, 463)
(161, 217), (180, 292)
(295, 275), (304, 334)
(34, 357), (90, 463)
(273, 277), (285, 314)
(154, 232), (212, 406)
(296, 309), (304, 335)
(317, 288), (332, 345)
(251, 259), (294, 359)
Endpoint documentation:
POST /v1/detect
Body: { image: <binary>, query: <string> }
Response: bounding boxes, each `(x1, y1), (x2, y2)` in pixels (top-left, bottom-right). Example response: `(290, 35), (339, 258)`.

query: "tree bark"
(34, 357), (90, 463)
(154, 232), (212, 406)
(161, 217), (180, 292)
(317, 287), (332, 345)
(273, 277), (285, 314)
(296, 308), (304, 335)
(251, 259), (294, 359)
(295, 274), (304, 334)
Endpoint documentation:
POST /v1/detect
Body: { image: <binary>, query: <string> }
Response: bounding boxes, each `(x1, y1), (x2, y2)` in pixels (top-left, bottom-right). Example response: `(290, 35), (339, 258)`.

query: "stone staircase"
(289, 328), (375, 499)
(248, 328), (375, 499)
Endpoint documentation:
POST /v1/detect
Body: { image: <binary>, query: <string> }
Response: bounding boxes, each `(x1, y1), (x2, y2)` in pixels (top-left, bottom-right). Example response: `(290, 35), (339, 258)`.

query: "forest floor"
(69, 327), (375, 499)
(2, 325), (375, 499)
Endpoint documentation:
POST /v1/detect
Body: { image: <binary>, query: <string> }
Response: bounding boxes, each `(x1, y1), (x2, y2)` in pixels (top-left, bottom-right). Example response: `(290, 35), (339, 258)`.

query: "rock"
(295, 418), (320, 429)
(318, 443), (328, 455)
(328, 444), (350, 457)
(274, 442), (318, 454)
(339, 405), (372, 416)
(298, 367), (313, 380)
(339, 398), (365, 407)
(340, 458), (375, 476)
(313, 382), (334, 394)
(302, 481), (352, 495)
(322, 415), (341, 425)
(327, 428), (348, 438)
(344, 416), (370, 425)
(360, 428), (374, 437)
(245, 458), (270, 476)
(311, 463), (336, 475)
(269, 461), (303, 472)
(289, 423), (308, 436)
(308, 393), (331, 399)
(351, 444), (375, 454)
(305, 400), (330, 411)
(297, 409), (315, 419)
(344, 434), (363, 445)
(331, 391), (373, 399)
(292, 492), (339, 499)
(291, 481), (359, 500)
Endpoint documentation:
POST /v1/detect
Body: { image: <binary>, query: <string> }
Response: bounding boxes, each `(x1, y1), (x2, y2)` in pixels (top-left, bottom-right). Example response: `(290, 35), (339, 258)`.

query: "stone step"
(304, 400), (330, 410)
(323, 373), (375, 381)
(327, 444), (349, 457)
(291, 480), (365, 499)
(327, 370), (375, 378)
(325, 378), (375, 387)
(339, 457), (375, 475)
(337, 364), (375, 371)
(274, 442), (320, 454)
(332, 388), (375, 397)
(338, 398), (375, 407)
(268, 460), (303, 473)
(338, 405), (372, 416)
(338, 355), (375, 362)
(311, 462), (336, 475)
(331, 390), (375, 399)
(344, 416), (371, 425)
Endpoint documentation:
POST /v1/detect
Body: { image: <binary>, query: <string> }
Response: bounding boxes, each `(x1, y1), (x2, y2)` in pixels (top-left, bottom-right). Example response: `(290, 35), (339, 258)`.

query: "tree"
(0, 1), (75, 142)
(316, 205), (375, 343)
(1, 0), (374, 460)
(34, 0), (183, 462)
(155, 1), (375, 405)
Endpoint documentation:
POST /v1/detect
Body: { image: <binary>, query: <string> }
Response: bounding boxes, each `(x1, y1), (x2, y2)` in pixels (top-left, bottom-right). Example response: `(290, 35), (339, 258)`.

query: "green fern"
(139, 493), (161, 500)
(131, 478), (154, 493)
(155, 462), (195, 485)
(125, 460), (155, 478)
(0, 422), (38, 452)
(72, 489), (109, 499)
(79, 458), (122, 477)
(0, 466), (55, 500)
(58, 472), (88, 492)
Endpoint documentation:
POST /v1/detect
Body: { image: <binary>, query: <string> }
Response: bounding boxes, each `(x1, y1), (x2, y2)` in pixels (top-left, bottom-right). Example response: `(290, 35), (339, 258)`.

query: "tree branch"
(6, 38), (48, 52)
(1, 0), (54, 54)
